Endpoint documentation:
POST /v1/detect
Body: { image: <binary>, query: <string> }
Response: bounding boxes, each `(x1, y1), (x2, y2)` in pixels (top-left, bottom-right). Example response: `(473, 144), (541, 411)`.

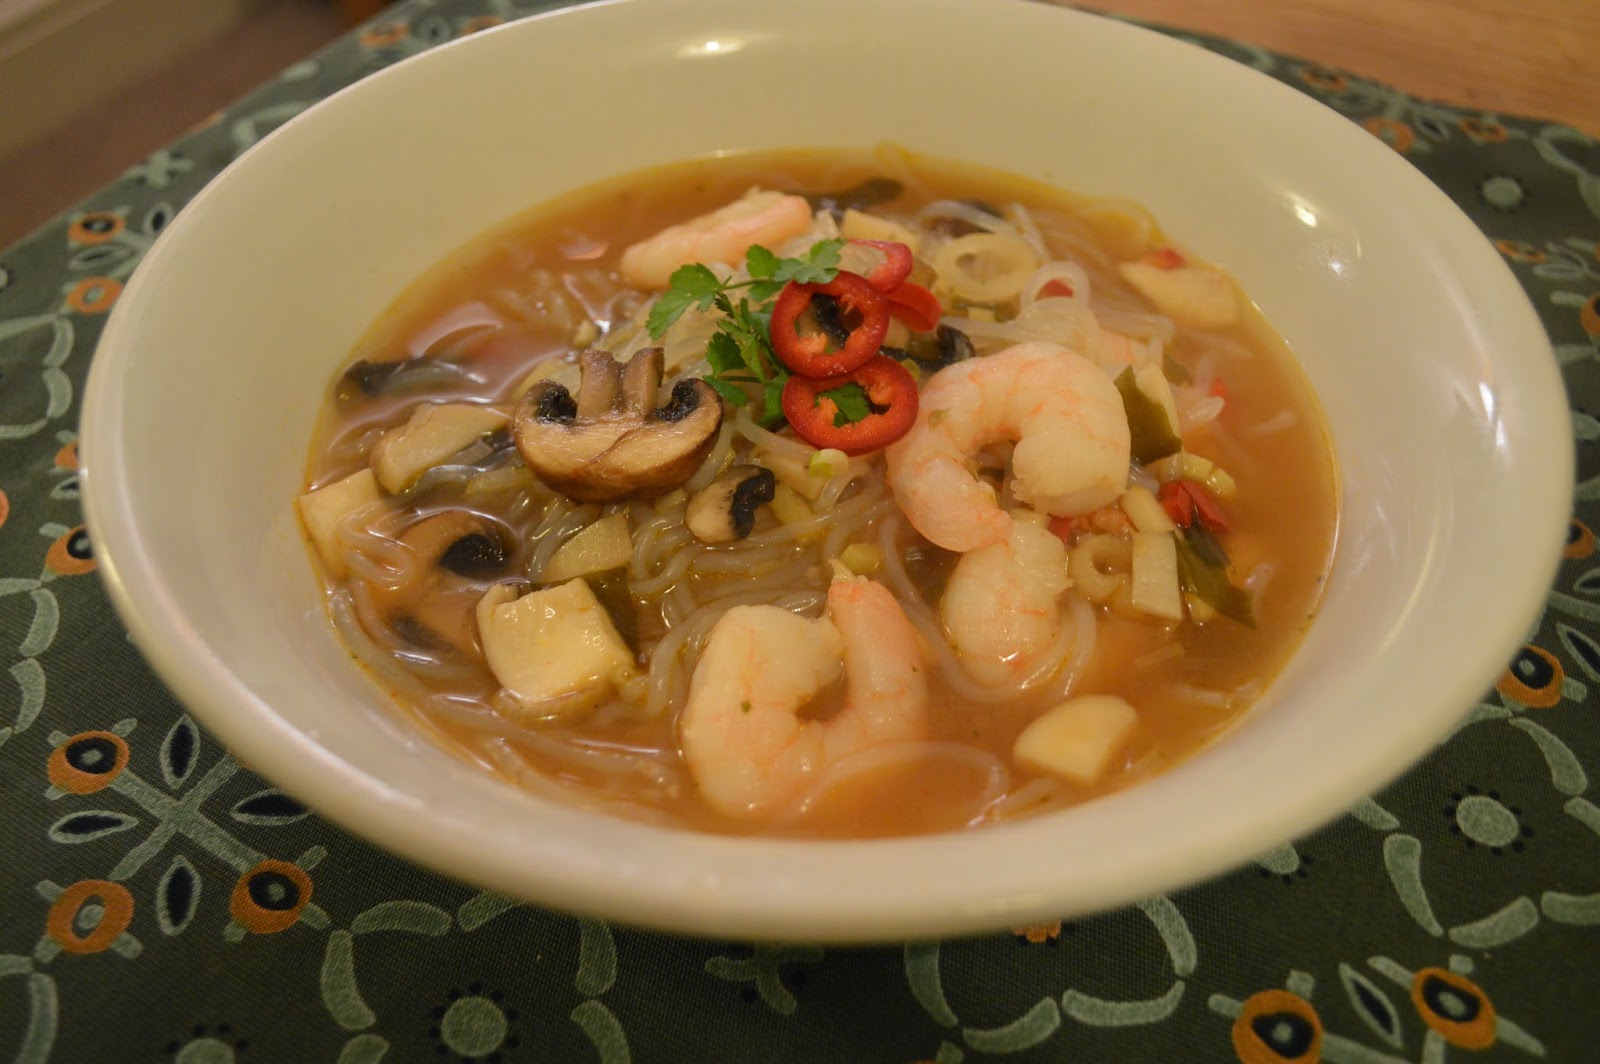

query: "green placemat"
(3, 2), (1597, 1061)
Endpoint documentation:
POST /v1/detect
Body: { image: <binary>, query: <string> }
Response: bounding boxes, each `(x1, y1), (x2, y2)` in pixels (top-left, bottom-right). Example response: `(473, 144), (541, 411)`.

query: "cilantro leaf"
(774, 238), (845, 284)
(817, 381), (875, 427)
(746, 279), (785, 303)
(706, 377), (751, 407)
(761, 379), (787, 426)
(745, 244), (781, 279)
(647, 263), (724, 339)
(705, 332), (744, 375)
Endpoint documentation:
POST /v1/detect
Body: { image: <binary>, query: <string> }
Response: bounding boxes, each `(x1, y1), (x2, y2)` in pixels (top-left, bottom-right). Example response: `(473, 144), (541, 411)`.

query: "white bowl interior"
(81, 0), (1569, 940)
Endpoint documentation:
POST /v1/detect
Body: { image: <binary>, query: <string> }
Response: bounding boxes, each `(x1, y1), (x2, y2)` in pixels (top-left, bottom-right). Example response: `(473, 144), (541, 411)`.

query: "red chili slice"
(1142, 247), (1187, 269)
(883, 281), (942, 332)
(780, 355), (919, 456)
(851, 240), (914, 293)
(1158, 479), (1229, 532)
(769, 271), (889, 377)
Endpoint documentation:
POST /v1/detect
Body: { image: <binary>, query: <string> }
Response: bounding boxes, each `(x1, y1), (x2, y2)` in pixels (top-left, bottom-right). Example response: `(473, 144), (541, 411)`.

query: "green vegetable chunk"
(583, 567), (641, 655)
(1172, 529), (1255, 627)
(1114, 366), (1183, 465)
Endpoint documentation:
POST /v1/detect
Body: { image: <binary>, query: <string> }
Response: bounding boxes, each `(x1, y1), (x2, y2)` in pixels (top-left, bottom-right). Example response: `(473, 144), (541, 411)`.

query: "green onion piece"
(1173, 530), (1255, 628)
(1114, 367), (1183, 464)
(583, 567), (640, 655)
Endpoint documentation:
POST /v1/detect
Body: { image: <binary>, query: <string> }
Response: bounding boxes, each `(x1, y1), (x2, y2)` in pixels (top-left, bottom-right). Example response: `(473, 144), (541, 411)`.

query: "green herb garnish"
(816, 380), (875, 427)
(646, 239), (844, 424)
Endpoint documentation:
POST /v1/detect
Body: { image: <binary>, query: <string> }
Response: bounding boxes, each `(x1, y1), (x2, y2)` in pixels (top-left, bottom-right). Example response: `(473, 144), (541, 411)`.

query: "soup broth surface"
(302, 147), (1338, 837)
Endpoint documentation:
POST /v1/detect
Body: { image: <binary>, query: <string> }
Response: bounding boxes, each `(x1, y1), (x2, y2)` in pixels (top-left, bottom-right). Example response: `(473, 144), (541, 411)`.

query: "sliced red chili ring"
(780, 355), (919, 456)
(769, 271), (889, 377)
(850, 240), (914, 293)
(883, 281), (942, 332)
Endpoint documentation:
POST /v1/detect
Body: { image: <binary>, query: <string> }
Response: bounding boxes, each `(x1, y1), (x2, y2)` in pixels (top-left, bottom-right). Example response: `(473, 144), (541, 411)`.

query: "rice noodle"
(779, 740), (1011, 828)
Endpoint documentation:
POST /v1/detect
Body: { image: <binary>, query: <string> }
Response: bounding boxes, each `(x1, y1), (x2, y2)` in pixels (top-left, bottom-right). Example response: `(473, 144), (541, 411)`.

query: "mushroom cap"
(513, 348), (724, 503)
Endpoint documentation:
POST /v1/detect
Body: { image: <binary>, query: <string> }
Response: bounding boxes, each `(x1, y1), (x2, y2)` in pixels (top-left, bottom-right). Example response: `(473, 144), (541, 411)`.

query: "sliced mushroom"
(895, 323), (975, 370)
(513, 347), (723, 502)
(685, 465), (777, 543)
(802, 176), (903, 221)
(370, 510), (511, 659)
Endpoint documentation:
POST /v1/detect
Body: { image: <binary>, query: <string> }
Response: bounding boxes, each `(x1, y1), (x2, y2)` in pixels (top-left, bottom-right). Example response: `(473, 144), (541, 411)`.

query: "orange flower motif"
(0, 487), (8, 530)
(48, 731), (130, 793)
(360, 21), (408, 48)
(1581, 292), (1600, 338)
(65, 277), (122, 315)
(462, 15), (503, 34)
(1459, 116), (1509, 143)
(54, 439), (79, 471)
(1496, 644), (1564, 708)
(1298, 66), (1347, 92)
(1492, 239), (1546, 264)
(1566, 518), (1595, 560)
(1012, 920), (1062, 944)
(230, 860), (314, 933)
(1362, 117), (1415, 153)
(1231, 988), (1322, 1063)
(67, 212), (125, 245)
(47, 880), (134, 954)
(1411, 967), (1496, 1049)
(45, 525), (95, 575)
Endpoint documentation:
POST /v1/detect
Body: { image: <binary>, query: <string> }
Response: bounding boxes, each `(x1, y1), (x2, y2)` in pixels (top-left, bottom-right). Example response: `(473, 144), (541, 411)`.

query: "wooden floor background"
(1, 0), (1595, 251)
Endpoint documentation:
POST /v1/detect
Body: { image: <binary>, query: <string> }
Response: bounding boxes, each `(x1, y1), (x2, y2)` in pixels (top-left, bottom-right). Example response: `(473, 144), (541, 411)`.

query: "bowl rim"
(78, 0), (1572, 941)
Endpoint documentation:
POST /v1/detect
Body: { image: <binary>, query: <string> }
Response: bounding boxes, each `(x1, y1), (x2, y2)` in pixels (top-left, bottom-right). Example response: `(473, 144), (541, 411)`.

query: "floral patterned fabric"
(2, 2), (1597, 1061)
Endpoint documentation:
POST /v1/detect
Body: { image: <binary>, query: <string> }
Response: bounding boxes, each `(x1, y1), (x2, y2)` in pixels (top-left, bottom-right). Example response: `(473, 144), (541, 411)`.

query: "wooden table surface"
(1064, 0), (1599, 135)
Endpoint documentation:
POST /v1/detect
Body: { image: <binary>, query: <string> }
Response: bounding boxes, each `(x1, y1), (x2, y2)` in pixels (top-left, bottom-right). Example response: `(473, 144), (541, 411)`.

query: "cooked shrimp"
(884, 341), (1131, 552)
(620, 189), (813, 290)
(941, 518), (1071, 686)
(679, 574), (927, 820)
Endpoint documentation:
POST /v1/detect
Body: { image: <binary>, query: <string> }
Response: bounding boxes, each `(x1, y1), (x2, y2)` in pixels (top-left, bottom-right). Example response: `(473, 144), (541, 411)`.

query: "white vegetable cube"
(1013, 695), (1141, 785)
(371, 402), (509, 493)
(1119, 260), (1239, 329)
(540, 513), (633, 584)
(476, 580), (635, 719)
(1130, 531), (1185, 620)
(295, 468), (381, 576)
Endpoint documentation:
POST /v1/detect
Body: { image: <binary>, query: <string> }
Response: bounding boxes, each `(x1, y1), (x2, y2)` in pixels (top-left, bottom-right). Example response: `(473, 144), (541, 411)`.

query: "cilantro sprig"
(646, 239), (844, 424)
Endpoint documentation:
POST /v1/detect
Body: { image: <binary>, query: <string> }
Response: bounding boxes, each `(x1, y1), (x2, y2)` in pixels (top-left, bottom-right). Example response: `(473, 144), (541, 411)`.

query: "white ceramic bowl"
(80, 0), (1569, 940)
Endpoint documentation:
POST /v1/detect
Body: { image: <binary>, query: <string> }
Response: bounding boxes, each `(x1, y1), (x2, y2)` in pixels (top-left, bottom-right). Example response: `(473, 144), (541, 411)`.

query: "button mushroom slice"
(685, 465), (778, 543)
(368, 509), (511, 660)
(513, 347), (724, 503)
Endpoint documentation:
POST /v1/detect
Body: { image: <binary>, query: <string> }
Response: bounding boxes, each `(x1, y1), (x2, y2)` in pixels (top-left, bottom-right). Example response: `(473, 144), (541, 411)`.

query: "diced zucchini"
(808, 448), (849, 479)
(1206, 466), (1238, 500)
(1013, 695), (1140, 785)
(1114, 368), (1182, 465)
(838, 543), (883, 575)
(769, 483), (818, 540)
(1069, 534), (1132, 605)
(758, 448), (824, 501)
(296, 468), (382, 576)
(540, 513), (632, 584)
(1129, 531), (1184, 621)
(1120, 485), (1175, 534)
(371, 402), (509, 493)
(1134, 363), (1180, 439)
(475, 580), (635, 718)
(1118, 260), (1240, 329)
(1146, 451), (1215, 485)
(839, 208), (921, 253)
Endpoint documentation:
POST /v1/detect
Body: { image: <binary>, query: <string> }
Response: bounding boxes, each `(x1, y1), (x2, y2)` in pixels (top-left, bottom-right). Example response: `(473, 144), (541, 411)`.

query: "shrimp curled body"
(679, 576), (928, 820)
(885, 341), (1131, 552)
(941, 519), (1071, 687)
(620, 190), (813, 290)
